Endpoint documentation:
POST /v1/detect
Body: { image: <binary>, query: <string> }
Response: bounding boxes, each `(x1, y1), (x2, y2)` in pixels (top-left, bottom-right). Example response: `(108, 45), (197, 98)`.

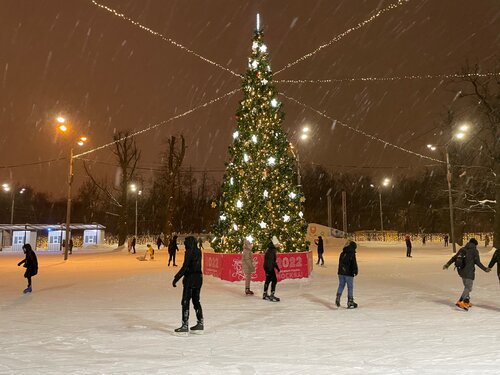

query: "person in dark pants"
(172, 236), (203, 335)
(69, 239), (74, 254)
(405, 235), (412, 258)
(156, 235), (164, 251)
(17, 244), (38, 294)
(443, 238), (490, 310)
(263, 236), (281, 302)
(168, 234), (179, 266)
(487, 248), (499, 285)
(335, 240), (359, 308)
(314, 236), (324, 266)
(444, 234), (449, 247)
(131, 237), (136, 254)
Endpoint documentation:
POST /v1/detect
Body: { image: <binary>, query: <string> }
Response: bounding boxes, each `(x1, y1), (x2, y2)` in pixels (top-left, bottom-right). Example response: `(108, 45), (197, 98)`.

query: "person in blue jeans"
(335, 241), (358, 308)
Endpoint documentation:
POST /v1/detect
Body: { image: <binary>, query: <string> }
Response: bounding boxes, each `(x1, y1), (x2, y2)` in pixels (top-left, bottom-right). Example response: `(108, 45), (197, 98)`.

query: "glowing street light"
(56, 116), (66, 123)
(129, 183), (142, 239)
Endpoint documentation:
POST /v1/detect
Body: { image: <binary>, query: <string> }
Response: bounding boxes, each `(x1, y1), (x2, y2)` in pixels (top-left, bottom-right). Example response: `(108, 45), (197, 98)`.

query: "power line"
(0, 157), (65, 169)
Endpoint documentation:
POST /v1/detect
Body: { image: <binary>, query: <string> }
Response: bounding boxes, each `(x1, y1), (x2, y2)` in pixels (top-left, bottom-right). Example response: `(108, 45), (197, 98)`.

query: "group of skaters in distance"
(15, 232), (500, 334)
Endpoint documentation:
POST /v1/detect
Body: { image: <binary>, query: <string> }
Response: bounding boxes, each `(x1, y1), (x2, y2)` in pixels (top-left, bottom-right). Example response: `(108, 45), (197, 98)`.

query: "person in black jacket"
(314, 236), (324, 266)
(156, 235), (164, 251)
(17, 243), (38, 294)
(487, 248), (499, 285)
(130, 237), (136, 254)
(405, 235), (412, 258)
(335, 241), (358, 308)
(263, 237), (281, 302)
(443, 238), (490, 310)
(168, 234), (179, 267)
(172, 236), (203, 335)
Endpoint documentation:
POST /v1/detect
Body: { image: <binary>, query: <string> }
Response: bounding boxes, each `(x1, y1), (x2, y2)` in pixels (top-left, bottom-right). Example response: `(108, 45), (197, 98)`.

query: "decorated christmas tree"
(212, 16), (308, 253)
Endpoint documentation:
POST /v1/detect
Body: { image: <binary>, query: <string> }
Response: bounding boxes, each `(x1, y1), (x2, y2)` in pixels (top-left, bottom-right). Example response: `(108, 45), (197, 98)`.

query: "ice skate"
(174, 324), (189, 336)
(268, 292), (280, 302)
(190, 322), (204, 335)
(335, 294), (341, 308)
(262, 292), (270, 300)
(347, 298), (358, 309)
(455, 300), (468, 311)
(23, 286), (32, 294)
(245, 288), (254, 296)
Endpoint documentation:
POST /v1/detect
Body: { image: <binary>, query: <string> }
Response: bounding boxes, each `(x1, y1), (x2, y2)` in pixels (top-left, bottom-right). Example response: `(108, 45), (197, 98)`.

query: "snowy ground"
(1, 241), (499, 375)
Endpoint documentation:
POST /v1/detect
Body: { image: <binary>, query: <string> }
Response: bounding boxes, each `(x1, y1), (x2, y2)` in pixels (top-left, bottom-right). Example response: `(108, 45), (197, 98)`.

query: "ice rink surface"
(1, 240), (499, 375)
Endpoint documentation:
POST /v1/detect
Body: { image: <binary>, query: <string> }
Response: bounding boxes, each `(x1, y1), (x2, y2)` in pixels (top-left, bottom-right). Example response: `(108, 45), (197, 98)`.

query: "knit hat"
(469, 238), (478, 246)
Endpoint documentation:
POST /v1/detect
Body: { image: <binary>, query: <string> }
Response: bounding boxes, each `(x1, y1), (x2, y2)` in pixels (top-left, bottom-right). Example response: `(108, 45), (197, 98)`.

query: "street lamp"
(289, 126), (311, 186)
(371, 178), (391, 241)
(56, 116), (89, 260)
(427, 123), (470, 253)
(130, 184), (142, 240)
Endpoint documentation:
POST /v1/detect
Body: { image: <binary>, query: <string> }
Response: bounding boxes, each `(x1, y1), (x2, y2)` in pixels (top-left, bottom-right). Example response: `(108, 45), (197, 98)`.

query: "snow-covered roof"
(0, 223), (106, 231)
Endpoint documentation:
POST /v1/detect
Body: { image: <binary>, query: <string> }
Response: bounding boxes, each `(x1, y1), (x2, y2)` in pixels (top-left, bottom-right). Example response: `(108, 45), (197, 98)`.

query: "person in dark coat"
(335, 241), (358, 308)
(156, 235), (164, 251)
(172, 236), (203, 335)
(17, 243), (38, 294)
(444, 234), (449, 247)
(168, 234), (179, 267)
(69, 239), (74, 254)
(263, 237), (281, 302)
(314, 236), (324, 266)
(405, 235), (412, 258)
(487, 248), (499, 285)
(443, 238), (490, 309)
(131, 237), (136, 254)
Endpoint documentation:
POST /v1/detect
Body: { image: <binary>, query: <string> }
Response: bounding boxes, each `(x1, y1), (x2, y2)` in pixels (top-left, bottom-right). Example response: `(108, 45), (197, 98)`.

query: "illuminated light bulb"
(80, 137), (87, 142)
(455, 132), (465, 139)
(77, 141), (84, 146)
(233, 224), (238, 231)
(289, 192), (297, 199)
(236, 199), (243, 208)
(230, 177), (234, 185)
(263, 190), (269, 198)
(267, 156), (276, 166)
(252, 41), (258, 50)
(251, 60), (258, 69)
(300, 134), (308, 140)
(233, 131), (239, 139)
(261, 79), (268, 85)
(243, 153), (250, 162)
(270, 98), (278, 107)
(220, 214), (227, 221)
(259, 221), (267, 229)
(58, 125), (68, 132)
(459, 124), (469, 132)
(283, 215), (290, 222)
(246, 235), (254, 243)
(259, 44), (267, 53)
(299, 212), (304, 218)
(251, 134), (257, 143)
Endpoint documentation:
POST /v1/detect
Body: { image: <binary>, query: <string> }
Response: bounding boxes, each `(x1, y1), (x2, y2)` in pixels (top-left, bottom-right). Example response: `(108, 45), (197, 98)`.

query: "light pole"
(56, 116), (88, 260)
(427, 123), (469, 253)
(371, 178), (391, 241)
(129, 184), (142, 239)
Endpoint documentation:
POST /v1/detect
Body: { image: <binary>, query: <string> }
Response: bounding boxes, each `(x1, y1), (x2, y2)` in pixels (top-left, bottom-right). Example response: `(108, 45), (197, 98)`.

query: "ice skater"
(17, 244), (38, 294)
(405, 235), (412, 258)
(131, 237), (136, 254)
(156, 235), (164, 251)
(335, 240), (358, 309)
(172, 236), (204, 335)
(146, 244), (154, 260)
(263, 236), (281, 302)
(242, 239), (255, 295)
(443, 238), (490, 310)
(314, 236), (324, 266)
(444, 234), (449, 247)
(487, 248), (499, 285)
(168, 234), (179, 266)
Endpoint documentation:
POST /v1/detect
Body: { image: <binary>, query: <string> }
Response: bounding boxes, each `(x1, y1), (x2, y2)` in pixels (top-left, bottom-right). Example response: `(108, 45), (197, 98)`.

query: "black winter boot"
(335, 293), (341, 308)
(269, 292), (280, 302)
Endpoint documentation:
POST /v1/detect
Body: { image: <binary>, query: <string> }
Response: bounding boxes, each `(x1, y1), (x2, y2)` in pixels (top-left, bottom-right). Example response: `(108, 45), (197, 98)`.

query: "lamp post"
(130, 184), (142, 240)
(56, 116), (88, 260)
(427, 123), (470, 254)
(371, 178), (391, 241)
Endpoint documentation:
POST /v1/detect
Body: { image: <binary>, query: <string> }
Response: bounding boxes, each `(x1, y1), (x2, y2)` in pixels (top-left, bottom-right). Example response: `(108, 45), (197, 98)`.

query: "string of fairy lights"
(279, 92), (445, 164)
(274, 0), (412, 75)
(276, 72), (500, 84)
(89, 0), (242, 78)
(73, 88), (240, 158)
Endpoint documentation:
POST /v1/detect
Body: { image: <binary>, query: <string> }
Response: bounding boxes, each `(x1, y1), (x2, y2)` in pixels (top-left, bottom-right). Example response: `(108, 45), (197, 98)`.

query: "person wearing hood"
(168, 234), (179, 267)
(487, 248), (499, 285)
(242, 239), (255, 295)
(335, 241), (358, 309)
(17, 243), (38, 294)
(172, 236), (204, 335)
(263, 236), (281, 302)
(443, 238), (490, 310)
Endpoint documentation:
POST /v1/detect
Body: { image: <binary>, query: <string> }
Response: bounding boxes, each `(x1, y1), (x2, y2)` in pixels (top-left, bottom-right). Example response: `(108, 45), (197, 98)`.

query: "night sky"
(1, 0), (499, 197)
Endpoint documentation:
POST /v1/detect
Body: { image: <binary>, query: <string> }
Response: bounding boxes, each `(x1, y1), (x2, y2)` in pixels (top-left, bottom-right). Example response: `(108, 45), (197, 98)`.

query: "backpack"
(454, 248), (466, 270)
